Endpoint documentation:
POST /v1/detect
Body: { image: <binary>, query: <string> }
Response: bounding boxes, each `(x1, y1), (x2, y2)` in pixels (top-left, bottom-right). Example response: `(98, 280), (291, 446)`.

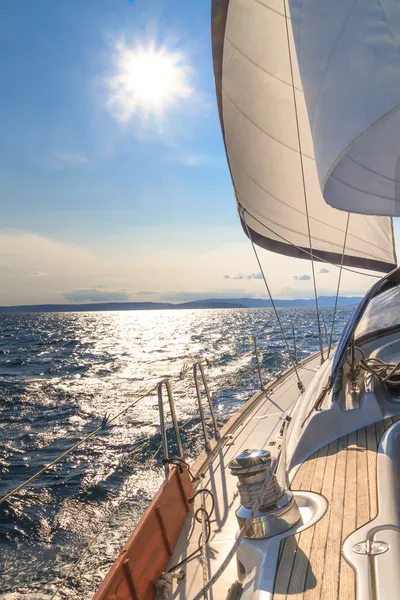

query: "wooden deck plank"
(289, 442), (334, 598)
(322, 436), (347, 600)
(356, 427), (369, 529)
(338, 430), (357, 600)
(273, 418), (398, 600)
(272, 535), (298, 599)
(366, 424), (378, 520)
(302, 439), (338, 600)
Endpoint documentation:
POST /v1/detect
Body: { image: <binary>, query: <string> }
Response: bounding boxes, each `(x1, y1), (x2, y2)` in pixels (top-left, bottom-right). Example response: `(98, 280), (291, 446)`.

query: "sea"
(0, 306), (353, 599)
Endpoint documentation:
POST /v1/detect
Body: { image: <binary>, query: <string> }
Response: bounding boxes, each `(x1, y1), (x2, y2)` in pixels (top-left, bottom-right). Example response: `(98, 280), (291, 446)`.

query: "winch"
(228, 448), (301, 539)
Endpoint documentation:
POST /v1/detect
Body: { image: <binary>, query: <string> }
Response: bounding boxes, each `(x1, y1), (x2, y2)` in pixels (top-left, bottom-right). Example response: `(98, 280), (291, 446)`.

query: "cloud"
(136, 291), (158, 295)
(63, 288), (129, 303)
(319, 268), (330, 274)
(224, 273), (263, 280)
(42, 152), (90, 170)
(293, 274), (311, 281)
(166, 152), (221, 168)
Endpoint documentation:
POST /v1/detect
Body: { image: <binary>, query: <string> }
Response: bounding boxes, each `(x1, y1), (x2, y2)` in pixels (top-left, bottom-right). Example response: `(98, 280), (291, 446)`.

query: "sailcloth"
(211, 0), (397, 273)
(291, 0), (400, 217)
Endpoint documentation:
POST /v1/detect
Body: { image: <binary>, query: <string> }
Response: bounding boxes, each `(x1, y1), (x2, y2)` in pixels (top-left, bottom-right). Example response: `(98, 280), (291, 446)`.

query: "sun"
(107, 41), (193, 121)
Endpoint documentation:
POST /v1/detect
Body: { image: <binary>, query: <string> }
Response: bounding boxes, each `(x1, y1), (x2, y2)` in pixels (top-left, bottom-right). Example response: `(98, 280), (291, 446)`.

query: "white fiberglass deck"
(168, 353), (322, 600)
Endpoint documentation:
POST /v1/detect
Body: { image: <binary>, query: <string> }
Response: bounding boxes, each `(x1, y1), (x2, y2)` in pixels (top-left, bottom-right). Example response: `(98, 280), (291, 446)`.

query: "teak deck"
(273, 417), (400, 600)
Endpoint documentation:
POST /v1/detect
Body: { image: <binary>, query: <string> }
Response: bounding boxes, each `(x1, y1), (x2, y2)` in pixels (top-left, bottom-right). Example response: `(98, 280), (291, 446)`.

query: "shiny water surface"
(0, 307), (352, 599)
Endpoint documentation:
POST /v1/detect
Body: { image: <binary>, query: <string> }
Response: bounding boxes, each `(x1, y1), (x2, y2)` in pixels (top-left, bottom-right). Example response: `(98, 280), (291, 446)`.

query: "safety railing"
(157, 379), (184, 477)
(193, 361), (221, 451)
(156, 339), (283, 470)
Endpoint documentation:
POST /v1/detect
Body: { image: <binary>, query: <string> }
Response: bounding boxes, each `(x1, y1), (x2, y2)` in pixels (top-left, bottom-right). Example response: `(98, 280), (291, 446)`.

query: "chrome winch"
(228, 448), (301, 539)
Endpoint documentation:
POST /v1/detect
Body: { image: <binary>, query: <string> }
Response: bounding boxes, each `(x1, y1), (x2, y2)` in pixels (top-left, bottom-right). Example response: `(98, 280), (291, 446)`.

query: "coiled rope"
(346, 345), (400, 388)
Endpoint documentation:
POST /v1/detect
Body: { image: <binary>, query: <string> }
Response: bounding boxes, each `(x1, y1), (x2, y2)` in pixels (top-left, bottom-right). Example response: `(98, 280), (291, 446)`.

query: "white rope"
(282, 0), (324, 363)
(328, 214), (350, 357)
(200, 492), (209, 600)
(241, 209), (304, 391)
(191, 459), (277, 600)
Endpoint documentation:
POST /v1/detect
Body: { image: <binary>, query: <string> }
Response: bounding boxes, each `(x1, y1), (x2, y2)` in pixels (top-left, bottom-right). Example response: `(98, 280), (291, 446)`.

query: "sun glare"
(108, 41), (193, 122)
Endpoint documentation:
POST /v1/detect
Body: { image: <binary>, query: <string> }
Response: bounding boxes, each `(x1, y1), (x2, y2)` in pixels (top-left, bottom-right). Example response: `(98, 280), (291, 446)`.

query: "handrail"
(193, 362), (221, 452)
(157, 379), (184, 477)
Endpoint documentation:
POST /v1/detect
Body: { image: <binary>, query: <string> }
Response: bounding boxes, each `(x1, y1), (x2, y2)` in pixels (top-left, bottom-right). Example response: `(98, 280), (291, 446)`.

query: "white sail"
(291, 0), (400, 217)
(211, 0), (397, 273)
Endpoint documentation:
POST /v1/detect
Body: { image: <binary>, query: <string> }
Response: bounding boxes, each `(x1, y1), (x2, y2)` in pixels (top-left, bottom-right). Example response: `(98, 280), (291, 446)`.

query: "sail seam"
(222, 88), (314, 159)
(224, 35), (303, 92)
(237, 192), (385, 261)
(322, 101), (400, 194)
(329, 173), (399, 203)
(346, 155), (399, 184)
(253, 0), (286, 19)
(228, 150), (389, 251)
(238, 204), (385, 275)
(310, 0), (360, 130)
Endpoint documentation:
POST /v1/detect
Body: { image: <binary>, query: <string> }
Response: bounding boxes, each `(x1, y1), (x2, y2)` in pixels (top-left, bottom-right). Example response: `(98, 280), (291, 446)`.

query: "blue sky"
(0, 0), (397, 306)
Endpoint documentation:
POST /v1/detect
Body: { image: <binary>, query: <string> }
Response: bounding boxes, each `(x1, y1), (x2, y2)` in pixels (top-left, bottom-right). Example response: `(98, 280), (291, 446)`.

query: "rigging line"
(49, 442), (163, 600)
(0, 384), (159, 506)
(282, 0), (324, 363)
(240, 202), (380, 279)
(241, 209), (304, 390)
(328, 213), (350, 357)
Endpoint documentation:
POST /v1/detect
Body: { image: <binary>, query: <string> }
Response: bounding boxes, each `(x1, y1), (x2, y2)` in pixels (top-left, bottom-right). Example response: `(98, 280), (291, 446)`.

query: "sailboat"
(4, 1), (400, 599)
(80, 1), (400, 599)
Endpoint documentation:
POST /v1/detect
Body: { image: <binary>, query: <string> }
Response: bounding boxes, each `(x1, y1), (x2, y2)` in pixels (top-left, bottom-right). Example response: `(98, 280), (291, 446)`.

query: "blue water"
(0, 307), (352, 599)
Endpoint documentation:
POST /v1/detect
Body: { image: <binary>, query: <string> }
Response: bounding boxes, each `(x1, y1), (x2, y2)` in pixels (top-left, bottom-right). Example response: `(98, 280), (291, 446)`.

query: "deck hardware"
(228, 449), (300, 538)
(193, 362), (221, 451)
(157, 379), (183, 477)
(352, 540), (389, 555)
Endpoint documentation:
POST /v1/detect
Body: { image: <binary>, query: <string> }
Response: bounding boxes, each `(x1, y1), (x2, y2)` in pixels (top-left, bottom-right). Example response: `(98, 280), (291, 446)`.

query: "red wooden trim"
(175, 468), (190, 512)
(123, 559), (142, 600)
(155, 505), (173, 556)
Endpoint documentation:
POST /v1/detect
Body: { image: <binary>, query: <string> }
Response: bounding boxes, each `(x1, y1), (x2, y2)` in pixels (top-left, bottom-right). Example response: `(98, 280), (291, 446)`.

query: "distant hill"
(195, 296), (363, 308)
(0, 296), (362, 313)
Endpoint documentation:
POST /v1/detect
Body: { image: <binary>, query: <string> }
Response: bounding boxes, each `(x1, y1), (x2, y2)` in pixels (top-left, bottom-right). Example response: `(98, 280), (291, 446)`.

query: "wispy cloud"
(64, 288), (129, 302)
(293, 274), (311, 281)
(224, 273), (263, 280)
(42, 152), (90, 170)
(319, 268), (330, 274)
(137, 290), (158, 295)
(166, 152), (221, 168)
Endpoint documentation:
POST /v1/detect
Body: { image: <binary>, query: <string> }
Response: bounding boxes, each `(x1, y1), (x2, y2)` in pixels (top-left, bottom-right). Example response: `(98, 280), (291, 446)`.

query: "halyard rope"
(282, 0), (324, 363)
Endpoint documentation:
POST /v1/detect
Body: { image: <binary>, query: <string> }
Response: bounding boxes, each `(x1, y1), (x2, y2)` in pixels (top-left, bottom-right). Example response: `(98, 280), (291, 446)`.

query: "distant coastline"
(0, 296), (362, 314)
